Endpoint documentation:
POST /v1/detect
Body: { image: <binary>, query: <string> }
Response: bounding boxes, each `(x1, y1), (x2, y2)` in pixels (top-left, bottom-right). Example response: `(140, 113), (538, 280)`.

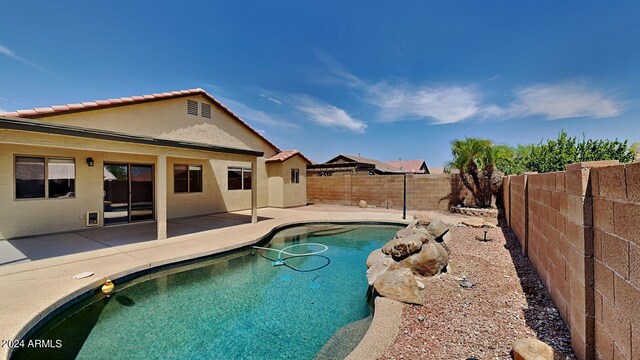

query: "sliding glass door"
(130, 165), (154, 222)
(103, 163), (154, 225)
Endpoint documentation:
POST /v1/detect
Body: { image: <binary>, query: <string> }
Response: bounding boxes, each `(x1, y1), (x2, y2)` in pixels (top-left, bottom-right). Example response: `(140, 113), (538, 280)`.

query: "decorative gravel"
(379, 220), (576, 360)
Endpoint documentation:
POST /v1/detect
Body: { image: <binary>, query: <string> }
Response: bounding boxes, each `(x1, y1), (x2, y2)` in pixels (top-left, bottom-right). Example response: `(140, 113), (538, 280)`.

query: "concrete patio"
(0, 212), (272, 267)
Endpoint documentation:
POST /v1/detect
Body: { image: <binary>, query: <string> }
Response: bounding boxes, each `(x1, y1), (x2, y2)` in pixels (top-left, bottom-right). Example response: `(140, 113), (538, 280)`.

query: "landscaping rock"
(412, 228), (436, 243)
(366, 249), (387, 268)
(461, 217), (486, 228)
(426, 219), (449, 239)
(413, 213), (432, 227)
(395, 227), (415, 239)
(367, 260), (390, 286)
(381, 239), (399, 256)
(390, 234), (423, 259)
(512, 338), (554, 360)
(358, 200), (367, 208)
(373, 268), (423, 305)
(400, 242), (449, 277)
(440, 231), (452, 244)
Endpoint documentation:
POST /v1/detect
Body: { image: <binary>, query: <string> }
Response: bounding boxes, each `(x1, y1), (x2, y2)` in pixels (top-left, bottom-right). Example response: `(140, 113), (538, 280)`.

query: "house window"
(15, 156), (75, 199)
(228, 167), (252, 190)
(174, 165), (203, 193)
(201, 103), (211, 118)
(187, 99), (198, 116)
(48, 158), (76, 198)
(291, 168), (300, 184)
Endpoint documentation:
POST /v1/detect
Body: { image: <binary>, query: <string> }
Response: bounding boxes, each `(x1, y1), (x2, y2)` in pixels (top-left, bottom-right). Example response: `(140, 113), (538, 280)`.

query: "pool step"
(314, 315), (373, 360)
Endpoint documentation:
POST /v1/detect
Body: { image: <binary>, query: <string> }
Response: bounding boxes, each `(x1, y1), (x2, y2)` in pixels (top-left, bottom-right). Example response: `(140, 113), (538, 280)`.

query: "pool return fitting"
(252, 243), (331, 272)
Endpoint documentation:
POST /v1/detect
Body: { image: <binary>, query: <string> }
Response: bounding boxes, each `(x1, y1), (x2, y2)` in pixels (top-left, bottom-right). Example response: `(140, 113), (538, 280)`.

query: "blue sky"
(1, 1), (639, 166)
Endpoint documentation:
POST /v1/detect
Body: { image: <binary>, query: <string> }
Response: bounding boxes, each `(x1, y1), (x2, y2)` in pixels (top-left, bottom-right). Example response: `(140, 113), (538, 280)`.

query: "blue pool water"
(13, 224), (401, 360)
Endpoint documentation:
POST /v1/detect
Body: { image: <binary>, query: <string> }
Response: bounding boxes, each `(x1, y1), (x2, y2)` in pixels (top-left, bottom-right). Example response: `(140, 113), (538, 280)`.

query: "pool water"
(13, 224), (401, 360)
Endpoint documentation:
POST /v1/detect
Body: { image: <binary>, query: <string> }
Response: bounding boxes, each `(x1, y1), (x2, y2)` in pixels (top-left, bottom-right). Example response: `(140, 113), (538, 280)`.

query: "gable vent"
(201, 103), (212, 118)
(187, 100), (198, 116)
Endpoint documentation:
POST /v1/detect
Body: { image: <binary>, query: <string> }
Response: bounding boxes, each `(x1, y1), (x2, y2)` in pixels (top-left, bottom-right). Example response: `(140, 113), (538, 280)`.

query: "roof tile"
(385, 160), (427, 173)
(266, 149), (312, 164)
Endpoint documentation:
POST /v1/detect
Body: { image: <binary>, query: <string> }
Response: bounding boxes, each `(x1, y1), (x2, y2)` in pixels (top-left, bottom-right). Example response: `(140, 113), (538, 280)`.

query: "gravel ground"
(379, 220), (576, 360)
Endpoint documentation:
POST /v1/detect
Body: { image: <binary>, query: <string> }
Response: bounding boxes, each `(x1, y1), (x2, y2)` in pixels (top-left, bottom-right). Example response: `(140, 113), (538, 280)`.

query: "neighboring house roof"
(326, 154), (405, 174)
(265, 149), (313, 164)
(0, 88), (281, 153)
(385, 160), (428, 174)
(429, 166), (445, 174)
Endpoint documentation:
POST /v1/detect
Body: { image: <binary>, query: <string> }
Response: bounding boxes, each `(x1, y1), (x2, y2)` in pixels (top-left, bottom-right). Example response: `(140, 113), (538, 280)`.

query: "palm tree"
(447, 138), (514, 208)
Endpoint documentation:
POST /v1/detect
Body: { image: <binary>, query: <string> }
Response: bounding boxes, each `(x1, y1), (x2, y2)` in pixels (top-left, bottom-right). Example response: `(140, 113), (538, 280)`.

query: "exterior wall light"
(86, 157), (94, 167)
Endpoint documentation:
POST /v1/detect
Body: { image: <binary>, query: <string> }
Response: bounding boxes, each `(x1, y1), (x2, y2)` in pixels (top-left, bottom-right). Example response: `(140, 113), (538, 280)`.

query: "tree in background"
(631, 142), (640, 160)
(513, 131), (635, 174)
(447, 138), (514, 208)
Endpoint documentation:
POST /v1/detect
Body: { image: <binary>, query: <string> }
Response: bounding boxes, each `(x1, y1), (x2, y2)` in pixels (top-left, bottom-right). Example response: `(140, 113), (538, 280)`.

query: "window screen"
(48, 158), (75, 198)
(15, 156), (45, 199)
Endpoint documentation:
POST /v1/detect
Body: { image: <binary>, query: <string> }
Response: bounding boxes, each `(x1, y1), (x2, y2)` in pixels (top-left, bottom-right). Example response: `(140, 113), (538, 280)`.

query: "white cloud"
(0, 44), (59, 78)
(510, 83), (623, 120)
(218, 96), (299, 129)
(289, 95), (367, 133)
(260, 94), (283, 105)
(316, 55), (624, 124)
(315, 57), (482, 124)
(366, 82), (482, 124)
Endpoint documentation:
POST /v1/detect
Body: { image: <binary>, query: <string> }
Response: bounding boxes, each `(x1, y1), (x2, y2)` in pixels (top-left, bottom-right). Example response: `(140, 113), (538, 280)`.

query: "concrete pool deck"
(0, 205), (467, 359)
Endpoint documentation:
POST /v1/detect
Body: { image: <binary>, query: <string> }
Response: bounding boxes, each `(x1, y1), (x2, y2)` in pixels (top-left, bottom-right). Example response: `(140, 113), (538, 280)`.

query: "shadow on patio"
(0, 212), (272, 267)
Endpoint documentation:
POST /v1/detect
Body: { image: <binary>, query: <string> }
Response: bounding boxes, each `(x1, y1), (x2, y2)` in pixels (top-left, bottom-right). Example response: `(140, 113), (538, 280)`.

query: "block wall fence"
(307, 174), (469, 211)
(503, 161), (640, 360)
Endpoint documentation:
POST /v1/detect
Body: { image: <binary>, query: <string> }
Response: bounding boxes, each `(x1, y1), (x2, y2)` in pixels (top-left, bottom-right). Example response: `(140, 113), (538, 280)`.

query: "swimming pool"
(12, 223), (402, 360)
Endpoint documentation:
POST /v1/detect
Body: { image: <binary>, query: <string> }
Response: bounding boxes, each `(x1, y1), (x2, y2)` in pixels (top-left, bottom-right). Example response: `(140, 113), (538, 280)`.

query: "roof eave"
(0, 116), (263, 157)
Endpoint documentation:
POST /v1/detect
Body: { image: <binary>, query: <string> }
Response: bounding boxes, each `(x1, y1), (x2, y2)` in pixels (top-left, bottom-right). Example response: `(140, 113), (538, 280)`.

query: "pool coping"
(1, 210), (409, 360)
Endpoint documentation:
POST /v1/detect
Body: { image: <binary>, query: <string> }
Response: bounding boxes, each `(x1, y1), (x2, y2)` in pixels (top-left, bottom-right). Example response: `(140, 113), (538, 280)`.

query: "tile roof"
(385, 160), (427, 173)
(330, 154), (405, 173)
(429, 166), (445, 174)
(0, 88), (281, 152)
(266, 149), (313, 164)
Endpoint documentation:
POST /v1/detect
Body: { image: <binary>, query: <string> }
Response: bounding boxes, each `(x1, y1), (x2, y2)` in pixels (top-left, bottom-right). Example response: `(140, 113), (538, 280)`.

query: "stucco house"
(0, 88), (311, 240)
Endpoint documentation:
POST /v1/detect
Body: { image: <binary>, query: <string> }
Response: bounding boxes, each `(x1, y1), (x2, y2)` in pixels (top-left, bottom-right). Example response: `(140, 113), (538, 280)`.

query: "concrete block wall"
(510, 174), (528, 253)
(591, 163), (640, 360)
(307, 174), (468, 211)
(503, 176), (511, 225)
(504, 160), (640, 360)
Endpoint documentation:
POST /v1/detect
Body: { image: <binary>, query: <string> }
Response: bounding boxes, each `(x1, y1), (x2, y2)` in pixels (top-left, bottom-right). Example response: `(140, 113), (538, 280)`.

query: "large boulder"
(381, 239), (398, 256)
(366, 249), (387, 268)
(366, 260), (390, 286)
(390, 234), (423, 259)
(426, 219), (449, 239)
(400, 242), (449, 277)
(395, 227), (415, 239)
(512, 338), (554, 360)
(412, 228), (436, 243)
(373, 268), (423, 305)
(413, 213), (432, 227)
